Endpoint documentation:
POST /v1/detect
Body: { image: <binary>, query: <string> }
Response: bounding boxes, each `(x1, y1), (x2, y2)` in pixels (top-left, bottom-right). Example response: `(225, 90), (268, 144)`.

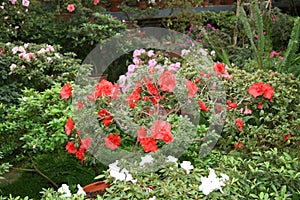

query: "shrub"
(0, 83), (71, 158)
(0, 42), (80, 105)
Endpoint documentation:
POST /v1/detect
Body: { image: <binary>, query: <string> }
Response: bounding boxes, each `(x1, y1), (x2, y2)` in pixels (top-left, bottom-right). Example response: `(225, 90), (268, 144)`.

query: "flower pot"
(223, 0), (234, 5)
(201, 0), (209, 6)
(213, 0), (221, 5)
(109, 0), (123, 12)
(83, 181), (110, 198)
(138, 1), (147, 10)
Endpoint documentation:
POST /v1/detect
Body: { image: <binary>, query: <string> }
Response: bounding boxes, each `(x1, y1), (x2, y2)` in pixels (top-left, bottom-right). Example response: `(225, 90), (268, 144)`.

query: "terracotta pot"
(83, 181), (110, 193)
(213, 0), (221, 5)
(109, 0), (123, 12)
(138, 1), (147, 10)
(223, 0), (234, 5)
(201, 0), (209, 6)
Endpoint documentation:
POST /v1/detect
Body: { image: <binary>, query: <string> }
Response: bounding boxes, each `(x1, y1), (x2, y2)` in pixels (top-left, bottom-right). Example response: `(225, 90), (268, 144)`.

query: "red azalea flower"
(94, 0), (99, 5)
(206, 73), (212, 78)
(200, 70), (205, 76)
(67, 4), (75, 12)
(236, 118), (243, 131)
(146, 78), (159, 96)
(0, 49), (4, 54)
(66, 141), (77, 154)
(76, 148), (85, 163)
(248, 82), (265, 98)
(104, 133), (121, 150)
(283, 133), (291, 142)
(248, 82), (274, 101)
(77, 100), (84, 110)
(137, 127), (147, 142)
(60, 83), (72, 99)
(185, 79), (198, 98)
(150, 96), (161, 105)
(194, 77), (200, 83)
(98, 109), (113, 126)
(150, 120), (173, 143)
(257, 102), (263, 109)
(80, 137), (92, 151)
(234, 141), (243, 149)
(143, 96), (149, 101)
(126, 82), (141, 107)
(214, 62), (226, 75)
(65, 118), (74, 136)
(263, 83), (274, 101)
(111, 83), (120, 100)
(94, 80), (114, 98)
(158, 70), (177, 93)
(198, 100), (209, 112)
(139, 138), (158, 152)
(227, 100), (237, 110)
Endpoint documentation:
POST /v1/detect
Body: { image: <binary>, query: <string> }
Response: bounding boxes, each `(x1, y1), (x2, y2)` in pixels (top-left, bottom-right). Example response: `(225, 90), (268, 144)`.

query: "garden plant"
(0, 0), (299, 199)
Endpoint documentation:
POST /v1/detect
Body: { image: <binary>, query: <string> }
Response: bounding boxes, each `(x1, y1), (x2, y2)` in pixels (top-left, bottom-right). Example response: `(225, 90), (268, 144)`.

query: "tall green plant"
(279, 17), (300, 77)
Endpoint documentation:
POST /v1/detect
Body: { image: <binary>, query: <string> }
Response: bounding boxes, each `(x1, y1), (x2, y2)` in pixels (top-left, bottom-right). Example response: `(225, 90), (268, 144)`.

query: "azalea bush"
(60, 48), (227, 168)
(0, 42), (80, 105)
(219, 68), (300, 152)
(0, 0), (30, 42)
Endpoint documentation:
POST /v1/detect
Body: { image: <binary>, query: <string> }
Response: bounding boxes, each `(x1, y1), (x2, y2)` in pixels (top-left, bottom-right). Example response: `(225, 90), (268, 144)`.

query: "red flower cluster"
(227, 100), (237, 110)
(104, 133), (121, 150)
(185, 79), (198, 98)
(60, 83), (72, 99)
(66, 137), (92, 163)
(65, 118), (74, 136)
(283, 133), (291, 142)
(137, 120), (173, 152)
(158, 70), (177, 93)
(198, 100), (209, 112)
(236, 118), (243, 131)
(257, 102), (263, 109)
(126, 82), (141, 108)
(234, 141), (243, 149)
(248, 82), (274, 101)
(146, 78), (159, 96)
(98, 108), (113, 126)
(88, 80), (120, 100)
(214, 62), (226, 75)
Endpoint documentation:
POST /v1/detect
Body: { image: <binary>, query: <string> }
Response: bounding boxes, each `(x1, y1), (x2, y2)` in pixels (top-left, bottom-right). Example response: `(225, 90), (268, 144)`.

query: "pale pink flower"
(127, 64), (136, 73)
(133, 57), (139, 66)
(10, 64), (17, 71)
(181, 49), (190, 56)
(67, 4), (75, 12)
(147, 50), (154, 57)
(94, 0), (99, 5)
(46, 45), (54, 52)
(240, 106), (252, 115)
(10, 0), (17, 5)
(133, 49), (145, 57)
(24, 43), (29, 49)
(254, 34), (258, 39)
(37, 48), (47, 54)
(148, 59), (157, 68)
(22, 0), (30, 7)
(279, 56), (284, 61)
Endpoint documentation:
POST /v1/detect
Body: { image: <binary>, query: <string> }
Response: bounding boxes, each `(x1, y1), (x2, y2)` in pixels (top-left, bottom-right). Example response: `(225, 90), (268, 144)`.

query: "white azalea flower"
(166, 155), (178, 165)
(58, 184), (72, 198)
(198, 168), (229, 195)
(180, 161), (194, 174)
(149, 196), (156, 200)
(76, 184), (86, 196)
(108, 160), (136, 183)
(140, 155), (154, 166)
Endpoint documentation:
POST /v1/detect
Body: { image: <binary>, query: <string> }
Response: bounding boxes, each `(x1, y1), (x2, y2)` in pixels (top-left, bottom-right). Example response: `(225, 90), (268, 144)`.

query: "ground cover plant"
(0, 0), (299, 199)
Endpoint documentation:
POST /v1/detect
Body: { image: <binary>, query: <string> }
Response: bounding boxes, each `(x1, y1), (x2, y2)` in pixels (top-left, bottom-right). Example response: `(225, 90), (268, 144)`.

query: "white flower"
(76, 184), (86, 196)
(58, 184), (72, 198)
(198, 168), (229, 195)
(140, 155), (154, 166)
(181, 49), (190, 56)
(10, 64), (17, 71)
(149, 196), (156, 200)
(108, 160), (136, 183)
(166, 155), (178, 165)
(210, 50), (216, 57)
(180, 161), (194, 174)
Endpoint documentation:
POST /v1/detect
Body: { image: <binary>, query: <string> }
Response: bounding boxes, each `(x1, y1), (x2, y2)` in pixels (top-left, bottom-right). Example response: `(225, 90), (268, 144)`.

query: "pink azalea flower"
(22, 0), (30, 7)
(10, 0), (17, 5)
(67, 4), (75, 12)
(148, 59), (157, 68)
(270, 51), (280, 58)
(147, 50), (154, 57)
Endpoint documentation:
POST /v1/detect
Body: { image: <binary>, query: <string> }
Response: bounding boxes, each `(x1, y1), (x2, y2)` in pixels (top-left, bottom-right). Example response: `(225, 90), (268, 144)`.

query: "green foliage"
(219, 68), (299, 152)
(0, 152), (11, 181)
(66, 13), (127, 59)
(279, 17), (300, 77)
(0, 42), (79, 105)
(0, 83), (71, 157)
